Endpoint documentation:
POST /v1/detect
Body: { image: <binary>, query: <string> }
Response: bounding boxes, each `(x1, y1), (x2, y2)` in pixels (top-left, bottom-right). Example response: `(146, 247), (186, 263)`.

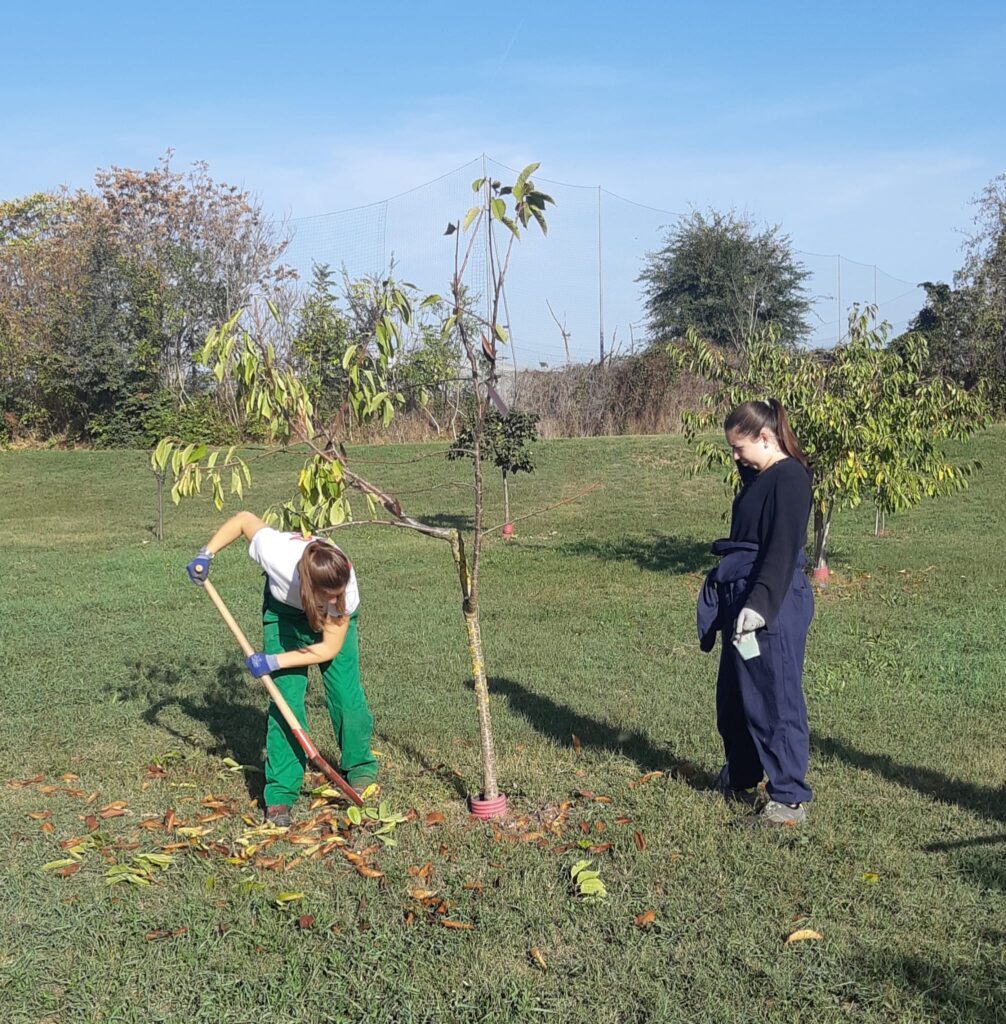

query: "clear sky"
(4, 1), (1005, 360)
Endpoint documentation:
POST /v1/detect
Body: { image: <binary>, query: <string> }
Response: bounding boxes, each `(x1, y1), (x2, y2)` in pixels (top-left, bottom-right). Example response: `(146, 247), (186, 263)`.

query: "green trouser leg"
(261, 591), (377, 808)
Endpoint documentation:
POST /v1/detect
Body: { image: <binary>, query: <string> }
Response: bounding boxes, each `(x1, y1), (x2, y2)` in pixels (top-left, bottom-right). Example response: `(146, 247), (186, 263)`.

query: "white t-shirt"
(248, 528), (360, 617)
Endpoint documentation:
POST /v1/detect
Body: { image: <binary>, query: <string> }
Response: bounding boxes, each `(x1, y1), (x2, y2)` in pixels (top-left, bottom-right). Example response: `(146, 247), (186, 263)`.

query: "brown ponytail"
(724, 399), (809, 470)
(298, 540), (351, 632)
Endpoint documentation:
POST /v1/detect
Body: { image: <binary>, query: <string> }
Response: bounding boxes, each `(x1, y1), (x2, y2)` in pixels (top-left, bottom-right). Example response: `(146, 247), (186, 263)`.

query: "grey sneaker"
(716, 765), (763, 808)
(742, 799), (806, 828)
(264, 804), (292, 828)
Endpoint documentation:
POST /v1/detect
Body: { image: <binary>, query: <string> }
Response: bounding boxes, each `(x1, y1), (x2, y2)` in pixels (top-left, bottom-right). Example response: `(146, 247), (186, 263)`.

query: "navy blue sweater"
(729, 458), (812, 626)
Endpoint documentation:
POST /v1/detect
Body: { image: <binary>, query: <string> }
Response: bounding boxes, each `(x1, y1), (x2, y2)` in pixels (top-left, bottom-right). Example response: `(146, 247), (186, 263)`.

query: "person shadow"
(487, 675), (717, 790)
(119, 658), (269, 803)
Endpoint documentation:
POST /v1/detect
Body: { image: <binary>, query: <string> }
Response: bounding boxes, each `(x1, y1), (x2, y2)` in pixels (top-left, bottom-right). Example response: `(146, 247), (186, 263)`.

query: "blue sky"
(5, 1), (1005, 359)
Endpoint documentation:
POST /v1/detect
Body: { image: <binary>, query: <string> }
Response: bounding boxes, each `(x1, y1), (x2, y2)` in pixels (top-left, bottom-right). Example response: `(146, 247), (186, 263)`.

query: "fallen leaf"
(441, 919), (474, 930)
(593, 795), (613, 804)
(529, 947), (547, 971)
(595, 821), (606, 833)
(138, 819), (163, 830)
(408, 888), (438, 900)
(862, 872), (880, 885)
(274, 891), (305, 904)
(60, 773), (80, 782)
(634, 910), (657, 929)
(462, 881), (484, 891)
(785, 928), (823, 944)
(403, 911), (416, 926)
(615, 816), (632, 825)
(40, 822), (55, 834)
(85, 791), (99, 805)
(296, 915), (315, 930)
(56, 863), (81, 878)
(628, 771), (663, 789)
(164, 809), (176, 831)
(424, 811), (445, 827)
(145, 927), (187, 941)
(571, 734), (581, 755)
(28, 811), (52, 820)
(355, 865), (384, 879)
(633, 831), (646, 851)
(99, 808), (126, 820)
(84, 815), (98, 832)
(575, 789), (594, 800)
(579, 822), (591, 834)
(587, 843), (612, 854)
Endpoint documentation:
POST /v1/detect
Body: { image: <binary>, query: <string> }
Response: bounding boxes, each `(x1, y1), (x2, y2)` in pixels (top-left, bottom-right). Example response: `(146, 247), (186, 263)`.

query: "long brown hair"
(298, 540), (351, 632)
(724, 399), (809, 470)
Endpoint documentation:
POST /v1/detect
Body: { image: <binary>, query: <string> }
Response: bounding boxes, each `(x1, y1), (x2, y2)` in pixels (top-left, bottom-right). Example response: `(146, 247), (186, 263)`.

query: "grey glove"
(733, 607), (765, 641)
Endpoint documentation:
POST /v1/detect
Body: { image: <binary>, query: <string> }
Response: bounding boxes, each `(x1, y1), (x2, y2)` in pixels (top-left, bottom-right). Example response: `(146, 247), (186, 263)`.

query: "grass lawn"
(1, 429), (1005, 1023)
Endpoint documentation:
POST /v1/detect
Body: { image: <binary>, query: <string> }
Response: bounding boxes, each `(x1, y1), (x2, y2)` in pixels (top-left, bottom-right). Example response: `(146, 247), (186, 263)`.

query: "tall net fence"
(281, 155), (925, 368)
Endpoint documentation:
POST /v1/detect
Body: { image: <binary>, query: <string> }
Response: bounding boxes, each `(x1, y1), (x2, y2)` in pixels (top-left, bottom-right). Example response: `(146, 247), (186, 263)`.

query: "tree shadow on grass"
(417, 512), (473, 533)
(813, 734), (1006, 824)
(558, 534), (716, 575)
(488, 675), (717, 790)
(814, 733), (1006, 893)
(847, 952), (1006, 1022)
(119, 658), (268, 803)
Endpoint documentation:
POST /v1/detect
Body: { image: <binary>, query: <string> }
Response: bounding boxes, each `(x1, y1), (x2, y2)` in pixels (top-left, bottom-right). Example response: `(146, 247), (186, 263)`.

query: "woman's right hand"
(186, 547), (213, 585)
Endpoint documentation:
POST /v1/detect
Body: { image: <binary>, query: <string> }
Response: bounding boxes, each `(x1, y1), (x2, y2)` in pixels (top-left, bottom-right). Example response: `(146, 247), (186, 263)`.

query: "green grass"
(1, 430), (1005, 1023)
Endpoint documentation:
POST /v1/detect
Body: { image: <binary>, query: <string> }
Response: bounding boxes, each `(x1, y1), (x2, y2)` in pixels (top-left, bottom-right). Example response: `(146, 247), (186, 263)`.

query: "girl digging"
(187, 512), (378, 827)
(696, 399), (814, 827)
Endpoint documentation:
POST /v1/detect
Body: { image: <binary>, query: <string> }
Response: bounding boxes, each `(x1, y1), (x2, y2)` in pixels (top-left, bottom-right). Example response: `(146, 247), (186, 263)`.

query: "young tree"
(669, 307), (991, 572)
(159, 164), (554, 813)
(448, 408), (539, 527)
(639, 209), (811, 351)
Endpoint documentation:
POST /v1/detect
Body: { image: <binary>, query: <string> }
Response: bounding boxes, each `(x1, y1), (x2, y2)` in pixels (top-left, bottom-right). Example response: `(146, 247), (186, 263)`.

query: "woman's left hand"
(733, 607), (766, 640)
(246, 652), (281, 677)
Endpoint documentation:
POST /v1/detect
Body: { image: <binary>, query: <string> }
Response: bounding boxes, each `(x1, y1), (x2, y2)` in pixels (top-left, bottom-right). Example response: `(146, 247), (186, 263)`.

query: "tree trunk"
(813, 503), (833, 570)
(502, 471), (510, 523)
(451, 531), (498, 800)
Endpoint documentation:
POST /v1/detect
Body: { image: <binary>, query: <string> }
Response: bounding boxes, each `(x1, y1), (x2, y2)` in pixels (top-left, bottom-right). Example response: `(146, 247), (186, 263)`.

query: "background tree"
(448, 408), (539, 526)
(669, 307), (991, 573)
(639, 208), (812, 350)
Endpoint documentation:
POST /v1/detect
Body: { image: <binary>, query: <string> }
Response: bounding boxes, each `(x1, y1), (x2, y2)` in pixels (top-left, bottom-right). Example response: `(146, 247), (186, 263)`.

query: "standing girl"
(187, 512), (378, 826)
(696, 399), (814, 826)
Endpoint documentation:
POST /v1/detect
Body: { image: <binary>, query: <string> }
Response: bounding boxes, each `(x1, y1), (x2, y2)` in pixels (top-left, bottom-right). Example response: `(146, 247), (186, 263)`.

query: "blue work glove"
(733, 606), (766, 641)
(186, 546), (213, 585)
(246, 652), (281, 677)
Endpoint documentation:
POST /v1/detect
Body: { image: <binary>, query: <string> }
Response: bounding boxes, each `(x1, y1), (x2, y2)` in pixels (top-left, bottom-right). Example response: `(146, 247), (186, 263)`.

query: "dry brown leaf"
(355, 865), (384, 879)
(56, 863), (81, 878)
(595, 821), (606, 832)
(575, 789), (595, 799)
(99, 808), (126, 820)
(145, 928), (187, 941)
(84, 815), (99, 832)
(614, 816), (632, 825)
(163, 809), (177, 831)
(529, 947), (547, 971)
(628, 771), (663, 789)
(403, 911), (416, 926)
(571, 734), (581, 754)
(587, 843), (612, 854)
(28, 810), (52, 820)
(60, 773), (80, 782)
(462, 881), (484, 891)
(408, 888), (438, 901)
(579, 821), (591, 834)
(441, 919), (474, 930)
(8, 773), (45, 788)
(593, 795), (613, 804)
(633, 830), (646, 851)
(296, 915), (315, 930)
(253, 856), (285, 870)
(40, 822), (55, 834)
(84, 791), (99, 805)
(424, 811), (445, 827)
(785, 929), (823, 944)
(634, 910), (657, 928)
(38, 785), (60, 795)
(138, 819), (163, 830)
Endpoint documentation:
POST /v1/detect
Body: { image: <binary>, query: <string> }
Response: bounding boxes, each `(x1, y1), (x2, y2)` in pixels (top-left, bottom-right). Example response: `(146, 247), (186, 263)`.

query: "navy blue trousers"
(716, 572), (814, 804)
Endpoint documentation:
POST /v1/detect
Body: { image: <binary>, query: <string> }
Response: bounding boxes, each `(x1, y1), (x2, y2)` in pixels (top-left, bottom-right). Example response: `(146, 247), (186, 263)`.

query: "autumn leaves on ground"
(2, 433), (1005, 1023)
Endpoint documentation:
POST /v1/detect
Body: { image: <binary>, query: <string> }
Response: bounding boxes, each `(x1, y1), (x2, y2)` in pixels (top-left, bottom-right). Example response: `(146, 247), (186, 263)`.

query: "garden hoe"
(200, 578), (363, 807)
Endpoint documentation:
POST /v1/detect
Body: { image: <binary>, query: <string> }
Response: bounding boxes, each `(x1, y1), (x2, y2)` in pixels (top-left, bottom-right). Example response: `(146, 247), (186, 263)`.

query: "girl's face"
(726, 427), (779, 472)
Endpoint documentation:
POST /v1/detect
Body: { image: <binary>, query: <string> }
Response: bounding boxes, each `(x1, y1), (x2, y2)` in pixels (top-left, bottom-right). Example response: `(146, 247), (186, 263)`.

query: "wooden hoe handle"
(201, 579), (364, 807)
